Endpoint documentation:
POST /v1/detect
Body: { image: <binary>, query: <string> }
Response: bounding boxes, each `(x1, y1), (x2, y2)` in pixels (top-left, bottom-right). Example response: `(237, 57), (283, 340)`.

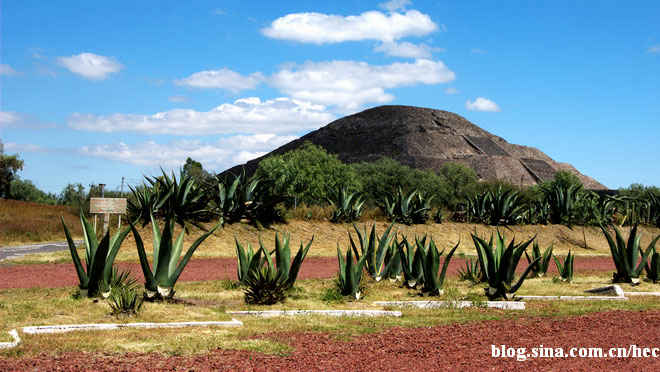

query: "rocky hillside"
(226, 105), (605, 189)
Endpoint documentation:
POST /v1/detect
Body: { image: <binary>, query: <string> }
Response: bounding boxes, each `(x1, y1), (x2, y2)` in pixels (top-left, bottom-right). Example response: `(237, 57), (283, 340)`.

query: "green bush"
(255, 142), (360, 206)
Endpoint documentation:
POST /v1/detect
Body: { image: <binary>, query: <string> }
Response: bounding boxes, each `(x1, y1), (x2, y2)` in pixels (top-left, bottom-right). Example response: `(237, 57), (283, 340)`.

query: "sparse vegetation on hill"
(0, 199), (82, 245)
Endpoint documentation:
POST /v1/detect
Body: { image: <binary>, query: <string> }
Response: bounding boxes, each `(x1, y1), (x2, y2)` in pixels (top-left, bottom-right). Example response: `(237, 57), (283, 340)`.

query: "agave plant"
(107, 285), (144, 317)
(645, 247), (660, 283)
(126, 183), (157, 227)
(381, 188), (432, 225)
(472, 231), (539, 300)
(213, 170), (284, 227)
(552, 251), (575, 283)
(398, 235), (426, 288)
(601, 224), (659, 284)
(525, 242), (554, 278)
(541, 182), (582, 226)
(349, 222), (396, 281)
(234, 238), (260, 285)
(62, 213), (130, 298)
(419, 240), (459, 296)
(130, 214), (219, 300)
(488, 187), (524, 226)
(337, 244), (367, 300)
(326, 185), (364, 223)
(385, 239), (402, 282)
(458, 258), (481, 283)
(239, 233), (313, 304)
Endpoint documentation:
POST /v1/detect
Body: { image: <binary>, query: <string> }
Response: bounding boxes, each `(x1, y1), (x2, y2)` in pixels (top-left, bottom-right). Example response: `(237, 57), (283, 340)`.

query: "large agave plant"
(234, 238), (260, 285)
(398, 235), (426, 288)
(130, 214), (218, 300)
(326, 185), (364, 223)
(419, 240), (459, 296)
(337, 244), (367, 300)
(385, 238), (403, 282)
(525, 242), (554, 278)
(349, 222), (396, 281)
(601, 224), (660, 284)
(472, 231), (539, 300)
(243, 266), (288, 305)
(62, 213), (130, 298)
(488, 187), (524, 226)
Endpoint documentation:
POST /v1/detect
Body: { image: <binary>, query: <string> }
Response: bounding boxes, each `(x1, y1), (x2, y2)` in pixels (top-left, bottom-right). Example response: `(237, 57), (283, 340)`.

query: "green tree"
(0, 141), (25, 199)
(9, 177), (57, 204)
(58, 183), (87, 209)
(182, 157), (211, 184)
(436, 162), (478, 210)
(255, 142), (360, 206)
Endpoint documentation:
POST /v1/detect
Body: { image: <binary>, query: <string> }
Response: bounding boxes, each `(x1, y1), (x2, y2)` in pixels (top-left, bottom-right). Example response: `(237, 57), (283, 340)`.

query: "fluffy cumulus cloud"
(174, 69), (265, 92)
(465, 97), (501, 112)
(270, 59), (455, 111)
(0, 64), (19, 76)
(374, 41), (439, 58)
(56, 52), (124, 80)
(67, 97), (335, 135)
(76, 133), (297, 168)
(262, 9), (437, 44)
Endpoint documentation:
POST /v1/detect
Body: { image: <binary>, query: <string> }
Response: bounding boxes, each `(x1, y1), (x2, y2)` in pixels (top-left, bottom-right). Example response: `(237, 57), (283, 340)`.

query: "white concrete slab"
(22, 319), (243, 334)
(517, 295), (628, 301)
(373, 300), (526, 310)
(0, 330), (21, 349)
(623, 292), (660, 297)
(227, 310), (402, 317)
(584, 285), (625, 297)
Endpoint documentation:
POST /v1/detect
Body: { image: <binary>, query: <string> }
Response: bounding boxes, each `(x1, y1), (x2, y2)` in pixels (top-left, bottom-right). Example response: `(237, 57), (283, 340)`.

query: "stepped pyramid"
(226, 105), (605, 190)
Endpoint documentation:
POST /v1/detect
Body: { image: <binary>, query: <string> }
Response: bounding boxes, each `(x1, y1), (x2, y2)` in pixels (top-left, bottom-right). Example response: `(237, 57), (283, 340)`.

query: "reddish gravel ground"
(0, 256), (618, 289)
(2, 309), (660, 371)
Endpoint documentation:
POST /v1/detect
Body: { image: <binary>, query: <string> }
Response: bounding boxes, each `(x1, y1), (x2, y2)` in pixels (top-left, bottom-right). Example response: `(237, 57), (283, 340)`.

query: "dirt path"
(2, 309), (660, 371)
(0, 256), (617, 290)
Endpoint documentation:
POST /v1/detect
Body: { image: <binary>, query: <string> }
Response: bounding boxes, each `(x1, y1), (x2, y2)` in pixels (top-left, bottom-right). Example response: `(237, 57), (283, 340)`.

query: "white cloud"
(168, 95), (189, 103)
(270, 59), (455, 111)
(262, 9), (437, 44)
(56, 52), (124, 80)
(67, 97), (335, 135)
(174, 69), (265, 92)
(211, 8), (226, 16)
(470, 49), (488, 55)
(76, 134), (298, 168)
(445, 87), (458, 94)
(0, 111), (54, 129)
(647, 44), (660, 54)
(0, 64), (19, 76)
(379, 0), (411, 12)
(465, 97), (500, 112)
(375, 41), (440, 58)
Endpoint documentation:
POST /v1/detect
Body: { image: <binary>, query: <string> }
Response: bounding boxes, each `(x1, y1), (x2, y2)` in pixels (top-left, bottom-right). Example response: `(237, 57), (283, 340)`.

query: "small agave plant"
(601, 224), (660, 285)
(419, 240), (459, 296)
(552, 251), (575, 283)
(398, 235), (427, 288)
(130, 214), (218, 300)
(645, 247), (660, 283)
(234, 237), (260, 285)
(62, 213), (130, 298)
(458, 258), (481, 283)
(525, 242), (554, 278)
(337, 245), (367, 300)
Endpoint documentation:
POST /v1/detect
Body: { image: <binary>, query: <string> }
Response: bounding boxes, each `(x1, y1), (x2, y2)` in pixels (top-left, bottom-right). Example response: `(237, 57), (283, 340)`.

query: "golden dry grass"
(0, 199), (82, 246)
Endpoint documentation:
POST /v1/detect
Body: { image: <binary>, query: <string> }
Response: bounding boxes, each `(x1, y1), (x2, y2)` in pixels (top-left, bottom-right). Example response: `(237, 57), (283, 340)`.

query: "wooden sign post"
(90, 198), (127, 236)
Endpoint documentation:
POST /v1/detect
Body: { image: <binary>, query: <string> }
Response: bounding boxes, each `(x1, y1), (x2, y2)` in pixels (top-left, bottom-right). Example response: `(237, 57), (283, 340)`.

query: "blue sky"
(1, 0), (659, 194)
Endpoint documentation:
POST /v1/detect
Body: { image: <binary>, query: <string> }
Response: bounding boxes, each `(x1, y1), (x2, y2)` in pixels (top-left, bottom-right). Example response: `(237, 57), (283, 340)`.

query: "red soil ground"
(3, 309), (660, 371)
(0, 256), (618, 290)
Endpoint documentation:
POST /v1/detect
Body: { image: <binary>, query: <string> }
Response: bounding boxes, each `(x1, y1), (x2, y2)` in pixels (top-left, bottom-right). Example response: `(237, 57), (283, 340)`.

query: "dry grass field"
(0, 199), (82, 246)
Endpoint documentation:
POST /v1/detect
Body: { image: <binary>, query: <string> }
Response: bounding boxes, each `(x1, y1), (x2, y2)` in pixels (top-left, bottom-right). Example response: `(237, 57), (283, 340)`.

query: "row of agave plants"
(124, 169), (660, 229)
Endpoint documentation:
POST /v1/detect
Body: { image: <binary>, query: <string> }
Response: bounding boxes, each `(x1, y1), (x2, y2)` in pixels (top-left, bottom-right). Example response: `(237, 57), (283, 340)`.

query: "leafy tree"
(9, 176), (57, 204)
(255, 142), (360, 206)
(0, 141), (25, 199)
(436, 162), (477, 210)
(58, 183), (87, 208)
(351, 157), (444, 206)
(182, 157), (212, 184)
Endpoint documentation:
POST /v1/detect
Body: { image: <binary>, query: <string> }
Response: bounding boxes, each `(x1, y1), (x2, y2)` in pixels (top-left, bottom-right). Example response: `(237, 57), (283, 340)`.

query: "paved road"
(0, 241), (82, 261)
